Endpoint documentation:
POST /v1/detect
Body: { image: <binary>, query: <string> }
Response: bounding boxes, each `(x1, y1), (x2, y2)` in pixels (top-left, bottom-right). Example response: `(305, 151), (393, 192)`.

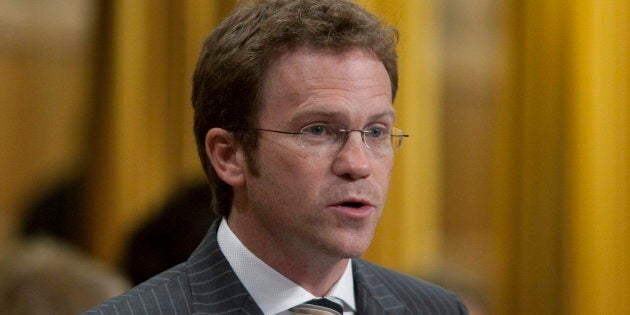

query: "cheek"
(267, 145), (322, 174)
(375, 158), (394, 196)
(375, 155), (394, 177)
(283, 161), (326, 196)
(259, 152), (325, 192)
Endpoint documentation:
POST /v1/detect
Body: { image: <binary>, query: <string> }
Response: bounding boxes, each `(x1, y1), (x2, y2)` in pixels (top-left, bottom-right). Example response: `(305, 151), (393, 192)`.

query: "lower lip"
(330, 204), (375, 219)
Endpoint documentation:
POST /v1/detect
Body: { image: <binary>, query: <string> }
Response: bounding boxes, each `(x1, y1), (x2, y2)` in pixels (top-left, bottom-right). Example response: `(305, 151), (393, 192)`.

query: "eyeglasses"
(252, 123), (409, 154)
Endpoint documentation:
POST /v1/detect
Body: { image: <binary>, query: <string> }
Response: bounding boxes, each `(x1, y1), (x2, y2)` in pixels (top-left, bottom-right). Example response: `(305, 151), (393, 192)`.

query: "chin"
(323, 231), (375, 259)
(333, 245), (371, 259)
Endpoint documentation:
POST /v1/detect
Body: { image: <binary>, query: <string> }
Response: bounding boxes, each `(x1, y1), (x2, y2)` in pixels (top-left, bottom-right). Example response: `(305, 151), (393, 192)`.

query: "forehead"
(258, 47), (393, 124)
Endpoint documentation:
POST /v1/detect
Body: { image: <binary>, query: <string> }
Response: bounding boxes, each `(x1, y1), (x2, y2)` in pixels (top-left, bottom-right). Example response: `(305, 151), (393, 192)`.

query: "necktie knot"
(290, 297), (343, 314)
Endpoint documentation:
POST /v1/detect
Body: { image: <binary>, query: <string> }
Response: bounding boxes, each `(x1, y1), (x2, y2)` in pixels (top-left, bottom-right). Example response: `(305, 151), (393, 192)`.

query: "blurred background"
(0, 0), (627, 314)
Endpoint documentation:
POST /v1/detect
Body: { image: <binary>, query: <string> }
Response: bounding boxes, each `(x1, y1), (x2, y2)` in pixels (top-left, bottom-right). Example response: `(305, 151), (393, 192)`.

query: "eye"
(301, 124), (328, 136)
(364, 126), (388, 138)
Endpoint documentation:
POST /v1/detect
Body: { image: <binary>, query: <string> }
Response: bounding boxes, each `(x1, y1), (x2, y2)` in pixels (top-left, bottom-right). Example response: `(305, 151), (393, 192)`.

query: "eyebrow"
(290, 108), (396, 124)
(371, 109), (397, 121)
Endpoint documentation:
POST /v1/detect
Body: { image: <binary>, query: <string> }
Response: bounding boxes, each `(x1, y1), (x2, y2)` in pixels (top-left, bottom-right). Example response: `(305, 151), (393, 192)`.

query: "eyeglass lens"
(297, 124), (405, 153)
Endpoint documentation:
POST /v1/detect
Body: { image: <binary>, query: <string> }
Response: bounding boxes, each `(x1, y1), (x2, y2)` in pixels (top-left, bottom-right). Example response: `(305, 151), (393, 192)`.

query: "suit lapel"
(186, 220), (263, 315)
(184, 222), (409, 314)
(353, 259), (407, 315)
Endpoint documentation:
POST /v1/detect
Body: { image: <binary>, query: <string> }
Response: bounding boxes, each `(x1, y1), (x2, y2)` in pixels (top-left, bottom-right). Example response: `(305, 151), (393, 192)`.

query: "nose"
(331, 131), (371, 179)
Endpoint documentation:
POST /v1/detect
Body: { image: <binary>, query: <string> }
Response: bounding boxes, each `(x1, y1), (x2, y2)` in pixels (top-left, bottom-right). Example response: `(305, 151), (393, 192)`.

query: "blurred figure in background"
(0, 238), (129, 315)
(121, 180), (217, 284)
(20, 175), (88, 249)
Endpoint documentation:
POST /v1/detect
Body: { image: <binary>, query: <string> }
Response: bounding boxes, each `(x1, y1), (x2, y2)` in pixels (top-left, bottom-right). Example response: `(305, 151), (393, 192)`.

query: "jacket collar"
(353, 259), (407, 314)
(185, 220), (406, 314)
(186, 220), (264, 314)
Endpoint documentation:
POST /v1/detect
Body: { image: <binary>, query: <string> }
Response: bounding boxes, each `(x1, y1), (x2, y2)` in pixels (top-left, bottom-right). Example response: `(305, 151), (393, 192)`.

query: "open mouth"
(340, 201), (365, 208)
(331, 199), (375, 219)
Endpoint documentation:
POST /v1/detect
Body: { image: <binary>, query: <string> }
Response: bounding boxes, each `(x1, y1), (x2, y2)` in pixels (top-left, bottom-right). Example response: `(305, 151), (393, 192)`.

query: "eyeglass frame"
(240, 124), (409, 153)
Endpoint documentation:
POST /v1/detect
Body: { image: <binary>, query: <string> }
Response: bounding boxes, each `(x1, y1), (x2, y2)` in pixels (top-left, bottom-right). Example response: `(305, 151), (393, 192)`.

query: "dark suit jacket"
(83, 221), (467, 314)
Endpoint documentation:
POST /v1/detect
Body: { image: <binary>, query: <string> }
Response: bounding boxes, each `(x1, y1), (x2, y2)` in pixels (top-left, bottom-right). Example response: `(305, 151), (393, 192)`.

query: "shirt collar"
(217, 218), (356, 314)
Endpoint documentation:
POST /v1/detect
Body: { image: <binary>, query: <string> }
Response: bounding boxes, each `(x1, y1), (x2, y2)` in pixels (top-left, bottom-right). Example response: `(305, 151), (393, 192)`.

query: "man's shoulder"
(81, 262), (191, 315)
(353, 258), (447, 292)
(352, 259), (468, 314)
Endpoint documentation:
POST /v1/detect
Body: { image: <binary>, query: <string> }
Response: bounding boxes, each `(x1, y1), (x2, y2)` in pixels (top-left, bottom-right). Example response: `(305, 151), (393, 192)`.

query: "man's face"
(241, 47), (394, 260)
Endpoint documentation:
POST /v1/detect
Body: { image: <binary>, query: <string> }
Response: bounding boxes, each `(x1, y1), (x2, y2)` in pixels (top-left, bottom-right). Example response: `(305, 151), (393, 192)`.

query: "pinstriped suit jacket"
(83, 221), (467, 314)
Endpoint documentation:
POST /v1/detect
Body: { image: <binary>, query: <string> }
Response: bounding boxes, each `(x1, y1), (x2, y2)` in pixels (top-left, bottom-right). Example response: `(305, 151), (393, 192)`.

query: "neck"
(226, 212), (349, 297)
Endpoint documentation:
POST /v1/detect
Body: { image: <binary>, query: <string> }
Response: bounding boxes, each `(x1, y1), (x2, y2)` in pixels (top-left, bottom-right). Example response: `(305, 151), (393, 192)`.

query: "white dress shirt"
(217, 219), (356, 315)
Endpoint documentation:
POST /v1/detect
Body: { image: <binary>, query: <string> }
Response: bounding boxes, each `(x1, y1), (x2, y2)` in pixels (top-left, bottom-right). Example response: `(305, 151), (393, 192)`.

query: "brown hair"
(192, 0), (399, 217)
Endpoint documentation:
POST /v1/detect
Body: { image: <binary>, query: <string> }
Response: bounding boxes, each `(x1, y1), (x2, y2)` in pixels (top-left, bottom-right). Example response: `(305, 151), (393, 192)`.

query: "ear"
(205, 128), (246, 187)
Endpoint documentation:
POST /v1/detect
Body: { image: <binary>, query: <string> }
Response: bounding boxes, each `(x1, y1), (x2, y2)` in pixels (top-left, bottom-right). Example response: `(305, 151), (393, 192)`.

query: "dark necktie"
(289, 297), (344, 314)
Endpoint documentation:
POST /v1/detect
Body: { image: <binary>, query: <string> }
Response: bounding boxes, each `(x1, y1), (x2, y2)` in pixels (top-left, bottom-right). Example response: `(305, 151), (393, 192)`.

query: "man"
(84, 0), (467, 314)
